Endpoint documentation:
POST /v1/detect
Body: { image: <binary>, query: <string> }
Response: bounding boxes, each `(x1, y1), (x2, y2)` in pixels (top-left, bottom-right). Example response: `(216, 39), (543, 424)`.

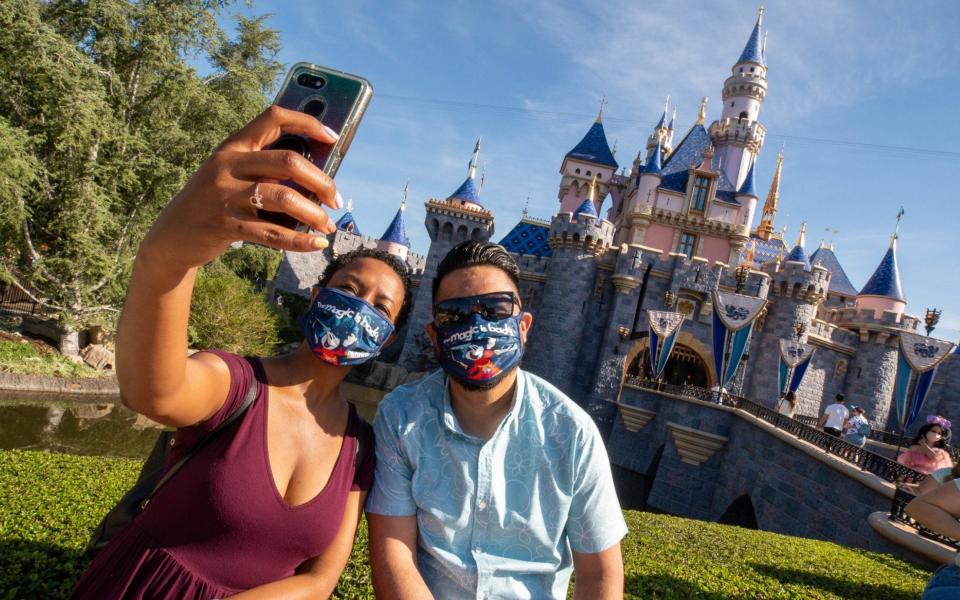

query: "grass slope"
(0, 450), (928, 599)
(0, 337), (102, 379)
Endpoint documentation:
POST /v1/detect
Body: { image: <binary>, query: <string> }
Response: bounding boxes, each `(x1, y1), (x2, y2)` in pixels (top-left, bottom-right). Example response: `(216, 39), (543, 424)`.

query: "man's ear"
(519, 311), (533, 344)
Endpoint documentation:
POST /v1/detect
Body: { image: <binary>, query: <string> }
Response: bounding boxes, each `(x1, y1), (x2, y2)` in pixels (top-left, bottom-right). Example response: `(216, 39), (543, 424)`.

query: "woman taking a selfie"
(71, 106), (411, 599)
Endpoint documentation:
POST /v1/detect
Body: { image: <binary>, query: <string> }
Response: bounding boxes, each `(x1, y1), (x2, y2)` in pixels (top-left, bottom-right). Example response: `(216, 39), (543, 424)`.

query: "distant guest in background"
(817, 394), (848, 437)
(842, 407), (870, 448)
(905, 475), (960, 598)
(898, 417), (954, 475)
(775, 391), (797, 419)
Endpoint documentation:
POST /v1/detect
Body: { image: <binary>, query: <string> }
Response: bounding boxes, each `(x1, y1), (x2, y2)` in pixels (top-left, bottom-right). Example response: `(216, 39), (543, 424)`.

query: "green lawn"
(0, 450), (929, 599)
(0, 338), (102, 379)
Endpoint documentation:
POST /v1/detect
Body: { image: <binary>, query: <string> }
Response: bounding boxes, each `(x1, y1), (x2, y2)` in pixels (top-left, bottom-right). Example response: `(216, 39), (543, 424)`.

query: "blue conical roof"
(642, 142), (662, 175)
(737, 163), (758, 197)
(810, 245), (858, 297)
(785, 244), (811, 271)
(380, 205), (410, 247)
(574, 197), (598, 218)
(334, 211), (360, 235)
(447, 176), (481, 205)
(737, 15), (765, 66)
(566, 121), (619, 169)
(859, 239), (905, 301)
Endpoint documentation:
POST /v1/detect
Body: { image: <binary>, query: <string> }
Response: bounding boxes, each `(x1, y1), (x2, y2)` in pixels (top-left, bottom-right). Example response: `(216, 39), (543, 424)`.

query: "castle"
(271, 7), (960, 435)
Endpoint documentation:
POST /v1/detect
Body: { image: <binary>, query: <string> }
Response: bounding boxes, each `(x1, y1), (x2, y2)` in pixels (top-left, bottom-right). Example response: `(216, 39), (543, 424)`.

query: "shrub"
(219, 244), (283, 286)
(274, 290), (311, 345)
(188, 265), (279, 355)
(0, 450), (929, 599)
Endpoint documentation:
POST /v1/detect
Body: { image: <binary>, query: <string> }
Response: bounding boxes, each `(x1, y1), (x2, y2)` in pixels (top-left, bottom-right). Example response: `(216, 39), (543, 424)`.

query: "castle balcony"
(708, 118), (766, 152)
(650, 207), (750, 239)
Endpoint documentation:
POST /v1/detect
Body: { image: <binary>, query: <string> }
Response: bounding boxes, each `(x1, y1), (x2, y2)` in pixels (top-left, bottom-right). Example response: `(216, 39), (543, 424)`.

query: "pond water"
(0, 395), (163, 459)
(0, 384), (384, 460)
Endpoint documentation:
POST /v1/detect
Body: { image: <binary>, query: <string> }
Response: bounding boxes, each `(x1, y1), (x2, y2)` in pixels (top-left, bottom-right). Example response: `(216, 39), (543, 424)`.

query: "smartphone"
(259, 62), (373, 230)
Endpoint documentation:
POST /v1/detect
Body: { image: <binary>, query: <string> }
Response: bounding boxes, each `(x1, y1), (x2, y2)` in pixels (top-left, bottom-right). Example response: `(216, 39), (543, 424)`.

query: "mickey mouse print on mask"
(303, 288), (394, 366)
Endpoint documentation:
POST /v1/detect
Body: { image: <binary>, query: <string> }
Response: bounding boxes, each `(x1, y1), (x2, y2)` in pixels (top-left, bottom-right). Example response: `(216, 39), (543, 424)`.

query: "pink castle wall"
(643, 224), (674, 256)
(700, 236), (731, 265)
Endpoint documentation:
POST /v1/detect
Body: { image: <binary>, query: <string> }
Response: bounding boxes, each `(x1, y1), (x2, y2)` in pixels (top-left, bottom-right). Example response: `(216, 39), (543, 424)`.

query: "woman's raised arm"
(116, 106), (340, 427)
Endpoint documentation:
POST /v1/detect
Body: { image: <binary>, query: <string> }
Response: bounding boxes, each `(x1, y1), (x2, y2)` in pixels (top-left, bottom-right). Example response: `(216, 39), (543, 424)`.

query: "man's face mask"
(432, 292), (524, 389)
(303, 288), (394, 366)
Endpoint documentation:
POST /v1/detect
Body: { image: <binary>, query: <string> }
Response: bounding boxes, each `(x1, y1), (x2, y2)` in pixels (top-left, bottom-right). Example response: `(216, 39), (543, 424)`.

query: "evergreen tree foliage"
(0, 0), (282, 329)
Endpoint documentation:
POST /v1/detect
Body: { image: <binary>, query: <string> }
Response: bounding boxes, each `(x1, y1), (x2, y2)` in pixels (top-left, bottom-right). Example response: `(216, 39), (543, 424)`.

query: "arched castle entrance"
(623, 332), (716, 388)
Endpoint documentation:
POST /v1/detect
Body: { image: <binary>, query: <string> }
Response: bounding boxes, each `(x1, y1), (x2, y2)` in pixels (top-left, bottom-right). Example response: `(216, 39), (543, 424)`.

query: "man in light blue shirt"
(367, 241), (627, 600)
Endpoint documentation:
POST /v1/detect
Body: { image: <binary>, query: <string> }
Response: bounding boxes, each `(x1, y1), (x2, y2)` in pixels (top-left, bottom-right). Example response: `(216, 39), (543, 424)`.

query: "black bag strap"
(144, 378), (259, 505)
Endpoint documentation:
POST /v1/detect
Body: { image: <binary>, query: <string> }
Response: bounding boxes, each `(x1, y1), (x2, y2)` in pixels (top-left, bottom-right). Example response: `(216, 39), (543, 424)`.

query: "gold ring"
(250, 183), (264, 210)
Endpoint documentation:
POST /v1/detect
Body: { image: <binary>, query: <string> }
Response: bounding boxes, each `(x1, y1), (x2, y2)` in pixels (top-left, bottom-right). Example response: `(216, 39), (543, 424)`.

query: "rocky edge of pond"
(0, 371), (120, 397)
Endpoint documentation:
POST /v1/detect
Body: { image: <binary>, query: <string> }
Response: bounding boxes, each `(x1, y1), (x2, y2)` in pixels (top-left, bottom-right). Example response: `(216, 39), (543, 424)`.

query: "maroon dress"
(72, 352), (375, 599)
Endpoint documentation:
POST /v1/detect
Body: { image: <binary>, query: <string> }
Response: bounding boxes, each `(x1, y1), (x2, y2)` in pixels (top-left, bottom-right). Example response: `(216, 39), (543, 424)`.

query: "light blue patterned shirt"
(367, 369), (628, 599)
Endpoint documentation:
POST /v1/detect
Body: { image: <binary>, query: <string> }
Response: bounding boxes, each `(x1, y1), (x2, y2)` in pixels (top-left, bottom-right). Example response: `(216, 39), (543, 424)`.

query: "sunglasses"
(433, 292), (519, 328)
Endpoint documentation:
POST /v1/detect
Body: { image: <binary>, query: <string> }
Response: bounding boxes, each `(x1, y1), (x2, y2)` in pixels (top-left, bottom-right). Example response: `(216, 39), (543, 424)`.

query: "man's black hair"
(835, 393), (846, 403)
(317, 248), (413, 330)
(432, 240), (520, 301)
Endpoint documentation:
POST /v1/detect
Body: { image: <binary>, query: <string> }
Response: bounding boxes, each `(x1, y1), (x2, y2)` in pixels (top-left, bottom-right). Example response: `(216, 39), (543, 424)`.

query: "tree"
(0, 0), (282, 331)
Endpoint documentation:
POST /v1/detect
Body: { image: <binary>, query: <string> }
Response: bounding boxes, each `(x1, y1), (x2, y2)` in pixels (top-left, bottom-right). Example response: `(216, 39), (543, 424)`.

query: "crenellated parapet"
(828, 306), (920, 341)
(722, 72), (768, 103)
(761, 260), (831, 305)
(708, 117), (766, 153)
(548, 212), (615, 255)
(330, 229), (426, 275)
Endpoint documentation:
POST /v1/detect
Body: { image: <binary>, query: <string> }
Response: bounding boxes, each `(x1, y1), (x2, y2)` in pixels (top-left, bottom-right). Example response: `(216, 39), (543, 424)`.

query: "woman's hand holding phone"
(138, 105), (341, 274)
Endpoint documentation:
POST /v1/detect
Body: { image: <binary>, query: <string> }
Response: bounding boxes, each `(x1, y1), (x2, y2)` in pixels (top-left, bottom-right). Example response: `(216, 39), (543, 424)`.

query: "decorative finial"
(669, 107), (677, 130)
(780, 224), (788, 240)
(597, 96), (606, 123)
(401, 181), (409, 210)
(762, 31), (768, 57)
(468, 138), (481, 179)
(758, 5), (765, 26)
(697, 97), (708, 124)
(480, 161), (486, 191)
(588, 174), (599, 204)
(796, 221), (806, 248)
(522, 193), (530, 217)
(346, 198), (353, 212)
(893, 206), (905, 242)
(611, 138), (618, 157)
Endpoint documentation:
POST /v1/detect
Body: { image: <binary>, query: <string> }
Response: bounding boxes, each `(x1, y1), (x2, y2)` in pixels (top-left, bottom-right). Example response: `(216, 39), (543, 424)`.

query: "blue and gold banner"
(894, 332), (955, 430)
(711, 291), (767, 389)
(777, 339), (815, 395)
(647, 310), (685, 379)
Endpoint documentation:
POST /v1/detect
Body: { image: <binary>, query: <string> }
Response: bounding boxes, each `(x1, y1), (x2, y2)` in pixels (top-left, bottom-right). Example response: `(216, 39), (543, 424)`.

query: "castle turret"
(735, 161), (759, 239)
(523, 180), (616, 398)
(745, 236), (831, 412)
(398, 142), (495, 371)
(755, 149), (782, 241)
(710, 7), (768, 189)
(334, 199), (360, 234)
(377, 199), (410, 261)
(646, 97), (674, 159)
(558, 103), (618, 214)
(784, 222), (811, 270)
(855, 234), (906, 317)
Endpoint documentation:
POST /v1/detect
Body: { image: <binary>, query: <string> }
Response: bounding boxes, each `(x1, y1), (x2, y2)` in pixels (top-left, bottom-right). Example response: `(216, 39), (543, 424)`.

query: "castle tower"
(377, 198), (411, 262)
(831, 228), (913, 427)
(522, 185), (616, 398)
(735, 161), (760, 254)
(646, 97), (675, 159)
(334, 199), (360, 234)
(745, 227), (831, 411)
(397, 141), (495, 371)
(622, 141), (662, 245)
(755, 149), (783, 241)
(558, 103), (619, 214)
(709, 7), (768, 190)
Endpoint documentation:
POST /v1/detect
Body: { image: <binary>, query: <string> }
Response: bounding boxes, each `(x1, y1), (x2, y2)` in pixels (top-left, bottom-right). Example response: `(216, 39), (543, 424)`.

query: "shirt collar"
(440, 370), (526, 442)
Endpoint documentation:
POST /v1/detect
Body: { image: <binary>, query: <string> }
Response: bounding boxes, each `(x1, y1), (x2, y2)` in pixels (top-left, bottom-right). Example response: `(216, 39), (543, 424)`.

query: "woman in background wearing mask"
(897, 416), (955, 475)
(72, 107), (411, 599)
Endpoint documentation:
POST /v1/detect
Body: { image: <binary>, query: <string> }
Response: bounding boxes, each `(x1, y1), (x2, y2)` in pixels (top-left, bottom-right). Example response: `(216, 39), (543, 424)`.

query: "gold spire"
(795, 221), (806, 248)
(779, 224), (788, 240)
(596, 96), (606, 124)
(696, 97), (708, 125)
(587, 174), (599, 204)
(755, 148), (783, 241)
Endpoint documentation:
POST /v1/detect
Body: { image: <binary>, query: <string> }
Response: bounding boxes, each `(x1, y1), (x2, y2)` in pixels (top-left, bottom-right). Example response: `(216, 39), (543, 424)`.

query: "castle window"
(739, 111), (748, 120)
(678, 233), (697, 258)
(750, 67), (755, 72)
(586, 170), (591, 176)
(690, 175), (710, 213)
(575, 168), (580, 174)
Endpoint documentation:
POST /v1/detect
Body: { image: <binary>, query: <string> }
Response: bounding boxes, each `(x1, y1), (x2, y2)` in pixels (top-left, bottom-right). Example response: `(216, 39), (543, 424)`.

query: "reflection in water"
(0, 399), (165, 459)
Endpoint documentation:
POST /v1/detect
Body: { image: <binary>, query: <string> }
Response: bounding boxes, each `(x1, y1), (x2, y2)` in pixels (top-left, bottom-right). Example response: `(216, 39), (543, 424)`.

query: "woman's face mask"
(302, 288), (394, 367)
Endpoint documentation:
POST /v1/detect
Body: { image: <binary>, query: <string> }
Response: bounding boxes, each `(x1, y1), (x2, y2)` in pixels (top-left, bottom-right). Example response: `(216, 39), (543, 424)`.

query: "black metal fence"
(890, 487), (960, 550)
(622, 377), (926, 485)
(0, 281), (41, 316)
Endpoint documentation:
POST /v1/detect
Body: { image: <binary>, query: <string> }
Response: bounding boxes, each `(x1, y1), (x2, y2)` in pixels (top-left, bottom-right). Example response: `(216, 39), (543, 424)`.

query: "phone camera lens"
(271, 134), (309, 158)
(302, 99), (326, 119)
(296, 73), (326, 90)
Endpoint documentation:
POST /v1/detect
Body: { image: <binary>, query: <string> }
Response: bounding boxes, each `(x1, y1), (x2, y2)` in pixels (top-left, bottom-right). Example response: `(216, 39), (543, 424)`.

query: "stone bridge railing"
(622, 377), (960, 551)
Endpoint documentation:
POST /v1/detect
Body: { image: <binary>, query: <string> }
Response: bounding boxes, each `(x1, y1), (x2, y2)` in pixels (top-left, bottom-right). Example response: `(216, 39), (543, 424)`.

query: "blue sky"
(222, 0), (960, 340)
